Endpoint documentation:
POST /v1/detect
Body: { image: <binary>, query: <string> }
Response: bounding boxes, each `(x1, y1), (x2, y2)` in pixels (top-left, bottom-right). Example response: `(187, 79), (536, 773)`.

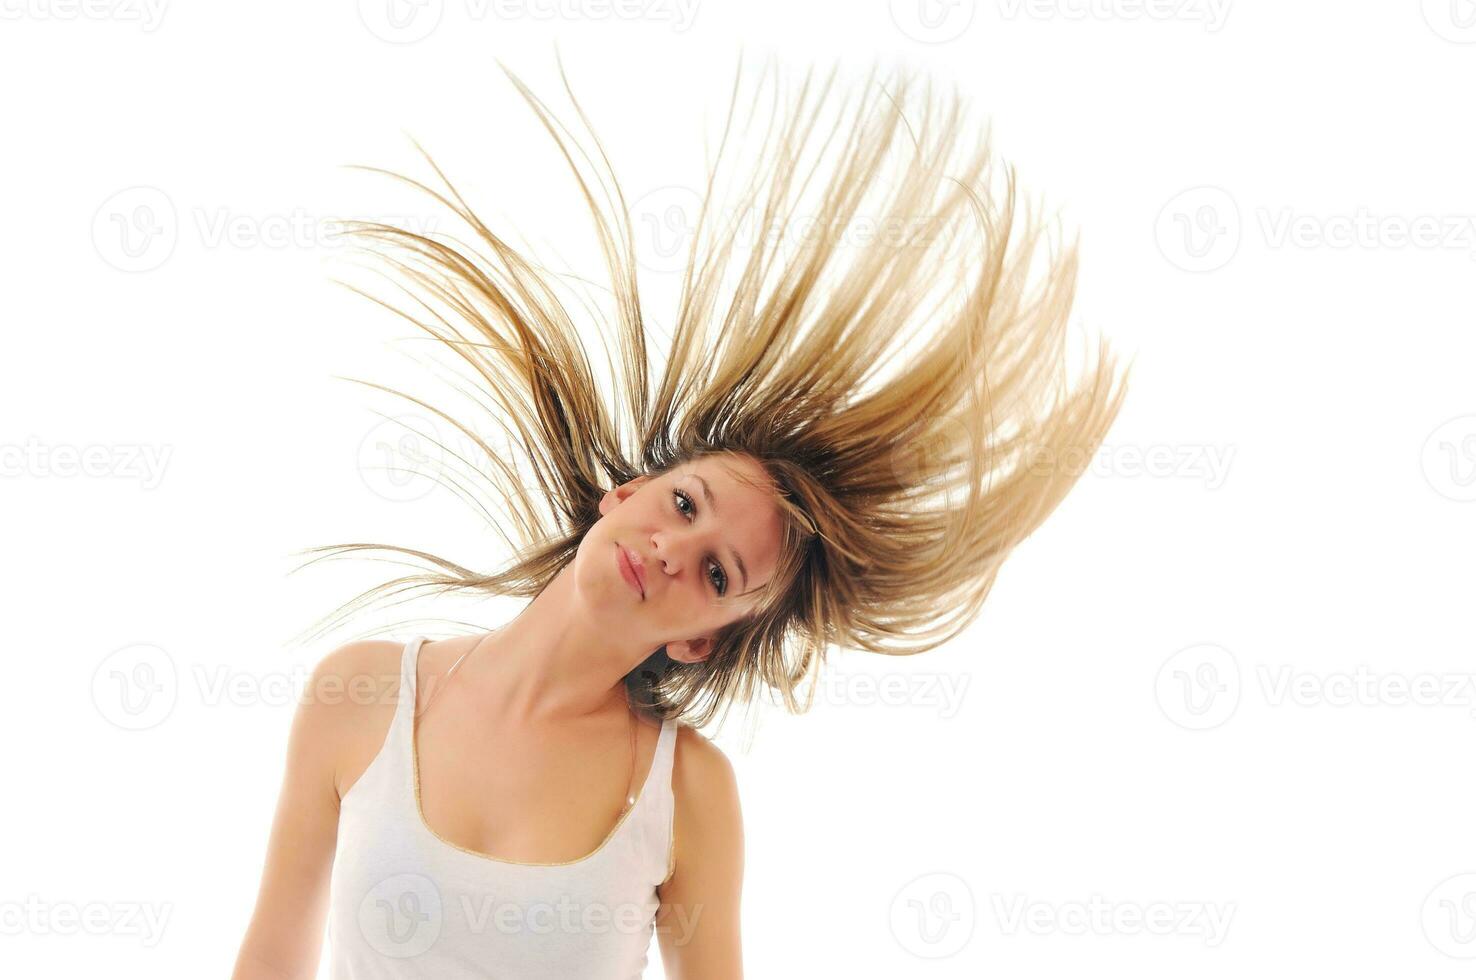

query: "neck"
(464, 562), (650, 726)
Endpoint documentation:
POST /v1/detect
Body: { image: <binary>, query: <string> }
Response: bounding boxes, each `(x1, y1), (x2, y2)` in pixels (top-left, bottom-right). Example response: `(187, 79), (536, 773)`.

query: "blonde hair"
(295, 55), (1130, 729)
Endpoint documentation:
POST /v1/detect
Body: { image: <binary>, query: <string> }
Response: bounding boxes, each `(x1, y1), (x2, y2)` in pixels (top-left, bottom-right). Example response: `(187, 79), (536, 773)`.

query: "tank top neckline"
(405, 634), (676, 870)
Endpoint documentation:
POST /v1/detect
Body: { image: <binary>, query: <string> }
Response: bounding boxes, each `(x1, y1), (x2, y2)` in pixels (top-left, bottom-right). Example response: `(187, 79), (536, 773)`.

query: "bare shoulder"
(672, 723), (739, 794)
(310, 638), (406, 714)
(657, 722), (745, 970)
(305, 638), (407, 803)
(315, 635), (488, 802)
(665, 723), (743, 887)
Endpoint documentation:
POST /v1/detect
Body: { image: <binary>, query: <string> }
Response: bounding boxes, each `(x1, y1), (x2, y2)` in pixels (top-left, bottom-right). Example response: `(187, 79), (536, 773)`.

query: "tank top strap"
(400, 635), (425, 711)
(389, 635), (427, 762)
(641, 716), (680, 884)
(652, 717), (678, 791)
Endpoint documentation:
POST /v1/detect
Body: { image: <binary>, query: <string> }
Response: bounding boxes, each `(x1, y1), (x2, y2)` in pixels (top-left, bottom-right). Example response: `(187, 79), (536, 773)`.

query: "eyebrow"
(692, 473), (749, 595)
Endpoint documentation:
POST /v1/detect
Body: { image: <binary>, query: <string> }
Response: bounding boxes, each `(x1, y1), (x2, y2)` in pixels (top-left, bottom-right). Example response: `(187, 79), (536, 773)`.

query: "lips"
(617, 543), (646, 599)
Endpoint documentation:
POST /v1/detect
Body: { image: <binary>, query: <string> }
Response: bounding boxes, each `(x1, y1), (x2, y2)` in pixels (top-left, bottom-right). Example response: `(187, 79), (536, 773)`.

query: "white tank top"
(326, 635), (679, 978)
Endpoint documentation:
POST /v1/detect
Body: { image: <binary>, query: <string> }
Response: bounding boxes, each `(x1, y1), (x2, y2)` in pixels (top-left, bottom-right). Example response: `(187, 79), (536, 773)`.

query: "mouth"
(617, 543), (646, 599)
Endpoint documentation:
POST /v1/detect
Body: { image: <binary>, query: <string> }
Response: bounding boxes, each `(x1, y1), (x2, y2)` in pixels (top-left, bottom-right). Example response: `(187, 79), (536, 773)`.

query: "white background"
(2, 1), (1475, 978)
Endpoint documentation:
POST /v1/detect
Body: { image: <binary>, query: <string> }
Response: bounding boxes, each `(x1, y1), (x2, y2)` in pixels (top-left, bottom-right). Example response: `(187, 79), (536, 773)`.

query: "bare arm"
(655, 727), (745, 979)
(231, 645), (369, 979)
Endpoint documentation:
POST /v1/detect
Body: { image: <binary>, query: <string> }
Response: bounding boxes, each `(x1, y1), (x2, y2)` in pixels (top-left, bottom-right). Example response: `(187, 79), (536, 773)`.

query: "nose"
(649, 527), (702, 577)
(649, 531), (674, 576)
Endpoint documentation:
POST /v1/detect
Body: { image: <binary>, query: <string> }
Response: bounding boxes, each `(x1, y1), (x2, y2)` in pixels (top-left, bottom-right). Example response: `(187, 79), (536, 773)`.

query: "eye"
(672, 488), (729, 597)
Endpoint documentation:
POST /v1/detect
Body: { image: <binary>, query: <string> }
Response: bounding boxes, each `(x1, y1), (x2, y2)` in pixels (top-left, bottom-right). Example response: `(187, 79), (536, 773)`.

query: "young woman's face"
(581, 452), (784, 663)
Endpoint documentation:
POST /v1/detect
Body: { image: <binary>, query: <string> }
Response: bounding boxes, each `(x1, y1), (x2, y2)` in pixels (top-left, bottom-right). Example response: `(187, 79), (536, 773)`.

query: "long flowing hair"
(292, 55), (1130, 729)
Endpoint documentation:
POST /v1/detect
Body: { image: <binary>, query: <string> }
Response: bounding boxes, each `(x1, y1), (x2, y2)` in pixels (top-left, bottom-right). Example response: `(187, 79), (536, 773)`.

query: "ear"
(598, 474), (653, 517)
(665, 636), (713, 665)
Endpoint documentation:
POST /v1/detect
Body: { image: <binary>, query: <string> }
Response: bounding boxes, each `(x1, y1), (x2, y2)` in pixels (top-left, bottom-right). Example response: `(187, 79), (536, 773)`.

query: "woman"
(232, 55), (1128, 979)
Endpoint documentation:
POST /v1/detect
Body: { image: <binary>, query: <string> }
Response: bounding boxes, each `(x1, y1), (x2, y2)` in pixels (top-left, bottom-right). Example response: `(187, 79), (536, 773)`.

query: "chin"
(575, 531), (633, 606)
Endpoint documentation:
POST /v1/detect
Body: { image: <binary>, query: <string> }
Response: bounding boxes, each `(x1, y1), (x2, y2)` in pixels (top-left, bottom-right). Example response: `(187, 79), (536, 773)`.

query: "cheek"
(661, 583), (708, 622)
